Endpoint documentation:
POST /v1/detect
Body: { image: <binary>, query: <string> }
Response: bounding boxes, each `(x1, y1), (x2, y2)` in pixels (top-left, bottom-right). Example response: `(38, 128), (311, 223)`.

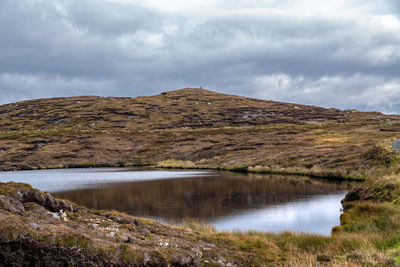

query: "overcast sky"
(0, 0), (400, 113)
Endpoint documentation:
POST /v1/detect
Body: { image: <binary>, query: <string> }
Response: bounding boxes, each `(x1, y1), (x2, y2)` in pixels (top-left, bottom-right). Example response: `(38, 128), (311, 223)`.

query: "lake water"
(0, 168), (350, 235)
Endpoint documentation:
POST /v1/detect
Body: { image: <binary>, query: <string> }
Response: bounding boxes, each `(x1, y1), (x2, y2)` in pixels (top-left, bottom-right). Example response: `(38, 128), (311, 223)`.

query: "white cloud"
(253, 74), (400, 113)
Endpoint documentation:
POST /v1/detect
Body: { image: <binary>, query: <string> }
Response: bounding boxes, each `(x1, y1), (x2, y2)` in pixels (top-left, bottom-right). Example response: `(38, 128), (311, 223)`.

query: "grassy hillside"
(0, 88), (353, 131)
(1, 88), (400, 179)
(2, 88), (400, 265)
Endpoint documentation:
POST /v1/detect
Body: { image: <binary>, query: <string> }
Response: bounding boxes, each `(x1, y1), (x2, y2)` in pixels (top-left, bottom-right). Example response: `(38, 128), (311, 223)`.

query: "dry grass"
(1, 88), (400, 179)
(181, 218), (217, 234)
(1, 89), (400, 265)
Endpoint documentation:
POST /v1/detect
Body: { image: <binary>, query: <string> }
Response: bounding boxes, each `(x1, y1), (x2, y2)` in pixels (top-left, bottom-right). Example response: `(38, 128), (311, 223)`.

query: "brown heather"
(1, 88), (400, 266)
(1, 88), (399, 177)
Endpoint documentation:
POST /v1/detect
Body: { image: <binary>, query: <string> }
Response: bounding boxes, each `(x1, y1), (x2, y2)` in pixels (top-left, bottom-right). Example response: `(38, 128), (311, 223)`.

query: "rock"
(27, 222), (39, 230)
(170, 254), (195, 265)
(124, 236), (135, 244)
(88, 223), (98, 229)
(0, 196), (25, 213)
(317, 254), (331, 262)
(49, 212), (60, 220)
(346, 252), (362, 262)
(59, 210), (68, 221)
(159, 242), (169, 248)
(104, 214), (138, 225)
(20, 190), (74, 213)
(342, 187), (362, 203)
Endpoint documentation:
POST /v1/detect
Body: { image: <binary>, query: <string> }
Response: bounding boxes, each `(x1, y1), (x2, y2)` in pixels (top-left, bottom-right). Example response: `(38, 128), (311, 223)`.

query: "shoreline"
(0, 162), (365, 182)
(0, 175), (398, 266)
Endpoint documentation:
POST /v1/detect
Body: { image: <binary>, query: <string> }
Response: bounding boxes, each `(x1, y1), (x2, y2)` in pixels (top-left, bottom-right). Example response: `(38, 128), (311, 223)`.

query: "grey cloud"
(68, 0), (163, 36)
(0, 0), (399, 113)
(0, 0), (164, 79)
(178, 13), (400, 76)
(388, 0), (400, 13)
(0, 73), (119, 104)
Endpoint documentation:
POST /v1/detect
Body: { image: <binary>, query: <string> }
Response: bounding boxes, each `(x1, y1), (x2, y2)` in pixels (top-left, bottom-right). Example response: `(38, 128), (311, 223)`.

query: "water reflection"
(0, 168), (209, 192)
(213, 193), (345, 234)
(0, 168), (350, 234)
(53, 170), (349, 234)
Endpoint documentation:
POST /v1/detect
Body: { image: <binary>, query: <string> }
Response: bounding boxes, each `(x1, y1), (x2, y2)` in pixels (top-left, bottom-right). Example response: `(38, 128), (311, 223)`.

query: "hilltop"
(1, 88), (400, 178)
(2, 89), (400, 266)
(0, 88), (358, 131)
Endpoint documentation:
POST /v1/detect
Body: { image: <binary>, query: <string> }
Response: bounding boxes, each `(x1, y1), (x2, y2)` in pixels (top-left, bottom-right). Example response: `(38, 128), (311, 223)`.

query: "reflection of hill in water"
(55, 172), (350, 221)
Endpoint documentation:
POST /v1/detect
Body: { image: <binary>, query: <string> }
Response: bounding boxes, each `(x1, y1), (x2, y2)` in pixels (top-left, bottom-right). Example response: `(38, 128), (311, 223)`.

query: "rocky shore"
(1, 181), (399, 266)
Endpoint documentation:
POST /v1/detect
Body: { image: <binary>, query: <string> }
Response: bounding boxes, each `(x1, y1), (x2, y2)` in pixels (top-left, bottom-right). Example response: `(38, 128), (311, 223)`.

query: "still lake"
(0, 167), (350, 235)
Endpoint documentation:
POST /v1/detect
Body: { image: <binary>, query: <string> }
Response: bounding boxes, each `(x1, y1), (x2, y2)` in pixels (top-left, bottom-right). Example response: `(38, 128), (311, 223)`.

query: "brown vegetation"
(1, 182), (399, 266)
(1, 88), (399, 179)
(2, 88), (400, 265)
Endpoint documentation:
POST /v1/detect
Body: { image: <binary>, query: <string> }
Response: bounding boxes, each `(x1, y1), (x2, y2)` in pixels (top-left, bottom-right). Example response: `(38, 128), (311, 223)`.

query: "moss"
(362, 145), (397, 167)
(0, 182), (33, 196)
(55, 233), (93, 250)
(0, 216), (34, 241)
(98, 222), (112, 228)
(117, 244), (137, 262)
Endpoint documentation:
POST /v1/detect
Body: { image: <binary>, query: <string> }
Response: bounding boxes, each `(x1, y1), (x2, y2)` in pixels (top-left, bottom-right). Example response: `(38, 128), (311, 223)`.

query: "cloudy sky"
(0, 0), (400, 113)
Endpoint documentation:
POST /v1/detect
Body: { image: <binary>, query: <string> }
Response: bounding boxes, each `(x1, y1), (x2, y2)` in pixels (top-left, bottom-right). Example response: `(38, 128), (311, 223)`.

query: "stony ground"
(0, 182), (260, 266)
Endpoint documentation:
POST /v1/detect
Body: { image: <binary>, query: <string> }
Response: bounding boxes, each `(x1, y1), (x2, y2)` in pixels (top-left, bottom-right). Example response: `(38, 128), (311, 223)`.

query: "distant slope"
(0, 88), (369, 131)
(0, 88), (399, 177)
